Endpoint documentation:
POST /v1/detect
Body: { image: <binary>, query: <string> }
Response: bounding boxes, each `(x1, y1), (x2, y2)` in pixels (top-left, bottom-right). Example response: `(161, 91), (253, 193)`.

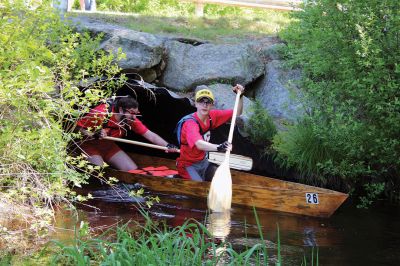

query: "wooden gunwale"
(106, 152), (348, 218)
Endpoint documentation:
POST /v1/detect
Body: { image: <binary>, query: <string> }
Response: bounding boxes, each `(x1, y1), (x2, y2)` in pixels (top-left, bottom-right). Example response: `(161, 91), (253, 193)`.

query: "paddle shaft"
(103, 136), (180, 152)
(225, 91), (242, 159)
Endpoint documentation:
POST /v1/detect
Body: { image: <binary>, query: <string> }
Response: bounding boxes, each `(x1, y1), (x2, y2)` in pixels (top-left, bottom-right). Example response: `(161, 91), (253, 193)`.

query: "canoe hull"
(107, 153), (348, 218)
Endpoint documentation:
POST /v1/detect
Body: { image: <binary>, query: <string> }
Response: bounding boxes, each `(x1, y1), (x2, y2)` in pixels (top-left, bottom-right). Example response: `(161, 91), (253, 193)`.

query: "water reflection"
(207, 211), (231, 241)
(90, 183), (145, 203)
(303, 227), (317, 247)
(206, 211), (231, 265)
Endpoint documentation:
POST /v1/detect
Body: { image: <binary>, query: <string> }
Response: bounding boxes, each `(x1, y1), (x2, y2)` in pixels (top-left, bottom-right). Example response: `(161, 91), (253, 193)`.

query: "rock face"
(70, 16), (165, 71)
(69, 16), (305, 130)
(99, 34), (163, 70)
(160, 41), (265, 91)
(256, 58), (304, 128)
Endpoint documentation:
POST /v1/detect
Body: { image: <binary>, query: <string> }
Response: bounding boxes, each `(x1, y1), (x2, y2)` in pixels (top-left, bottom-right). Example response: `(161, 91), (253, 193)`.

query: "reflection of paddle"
(207, 90), (241, 212)
(207, 211), (231, 241)
(103, 136), (253, 171)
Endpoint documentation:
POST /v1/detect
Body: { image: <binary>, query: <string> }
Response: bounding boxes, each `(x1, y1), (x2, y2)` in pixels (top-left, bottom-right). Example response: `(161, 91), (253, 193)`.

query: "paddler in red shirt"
(76, 96), (178, 171)
(176, 84), (245, 181)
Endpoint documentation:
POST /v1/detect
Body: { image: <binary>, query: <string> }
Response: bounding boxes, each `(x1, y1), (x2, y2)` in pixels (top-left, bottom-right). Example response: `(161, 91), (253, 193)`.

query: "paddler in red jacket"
(76, 96), (178, 171)
(176, 84), (245, 181)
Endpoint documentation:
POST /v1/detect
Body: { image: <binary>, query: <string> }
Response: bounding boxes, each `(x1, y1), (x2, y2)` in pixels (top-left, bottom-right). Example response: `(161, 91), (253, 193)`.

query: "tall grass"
(48, 208), (296, 265)
(246, 100), (277, 148)
(273, 120), (332, 179)
(301, 247), (319, 266)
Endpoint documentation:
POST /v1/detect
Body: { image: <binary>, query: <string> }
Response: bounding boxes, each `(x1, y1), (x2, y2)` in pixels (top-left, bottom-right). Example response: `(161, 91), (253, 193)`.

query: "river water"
(56, 183), (400, 265)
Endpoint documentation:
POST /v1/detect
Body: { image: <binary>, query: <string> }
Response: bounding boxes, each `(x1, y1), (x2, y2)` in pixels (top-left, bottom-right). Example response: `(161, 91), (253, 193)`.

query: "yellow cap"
(195, 88), (214, 102)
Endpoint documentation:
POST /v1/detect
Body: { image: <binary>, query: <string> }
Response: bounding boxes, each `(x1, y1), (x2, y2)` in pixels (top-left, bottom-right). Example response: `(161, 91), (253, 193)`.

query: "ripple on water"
(90, 183), (145, 203)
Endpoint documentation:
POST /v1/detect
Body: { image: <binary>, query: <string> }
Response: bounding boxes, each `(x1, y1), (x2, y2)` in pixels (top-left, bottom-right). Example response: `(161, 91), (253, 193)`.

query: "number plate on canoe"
(306, 193), (319, 204)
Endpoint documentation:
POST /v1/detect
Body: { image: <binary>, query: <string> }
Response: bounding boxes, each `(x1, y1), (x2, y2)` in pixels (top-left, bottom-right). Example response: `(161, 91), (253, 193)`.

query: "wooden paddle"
(103, 136), (253, 171)
(103, 136), (178, 152)
(207, 90), (241, 212)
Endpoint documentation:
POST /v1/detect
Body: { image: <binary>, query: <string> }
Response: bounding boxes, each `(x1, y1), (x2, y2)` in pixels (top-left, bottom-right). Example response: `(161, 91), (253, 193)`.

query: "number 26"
(306, 193), (319, 204)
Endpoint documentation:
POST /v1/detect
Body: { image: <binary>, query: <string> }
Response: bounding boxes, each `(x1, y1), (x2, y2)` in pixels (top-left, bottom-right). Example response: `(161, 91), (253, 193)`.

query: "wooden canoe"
(106, 152), (348, 218)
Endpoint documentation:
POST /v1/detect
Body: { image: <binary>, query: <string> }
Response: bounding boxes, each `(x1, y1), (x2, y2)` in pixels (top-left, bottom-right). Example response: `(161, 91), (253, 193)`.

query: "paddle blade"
(207, 161), (232, 212)
(208, 152), (253, 171)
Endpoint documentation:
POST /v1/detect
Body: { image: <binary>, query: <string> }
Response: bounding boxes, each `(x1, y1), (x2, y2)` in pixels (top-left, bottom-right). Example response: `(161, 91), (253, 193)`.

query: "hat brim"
(196, 96), (214, 103)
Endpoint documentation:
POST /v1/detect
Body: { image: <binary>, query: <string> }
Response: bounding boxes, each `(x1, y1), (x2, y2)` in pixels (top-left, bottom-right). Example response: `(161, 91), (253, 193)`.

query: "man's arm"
(142, 130), (179, 152)
(195, 139), (219, 152)
(142, 130), (168, 147)
(195, 140), (231, 152)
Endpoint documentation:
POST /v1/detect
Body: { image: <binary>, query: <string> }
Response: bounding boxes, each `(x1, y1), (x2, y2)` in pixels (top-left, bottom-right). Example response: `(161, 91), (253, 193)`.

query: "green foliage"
(273, 120), (332, 178)
(96, 0), (193, 15)
(274, 0), (400, 204)
(246, 100), (277, 147)
(129, 187), (160, 208)
(357, 182), (385, 209)
(301, 247), (319, 266)
(96, 0), (242, 16)
(0, 253), (12, 265)
(50, 209), (286, 265)
(204, 4), (242, 17)
(96, 0), (137, 11)
(0, 1), (124, 209)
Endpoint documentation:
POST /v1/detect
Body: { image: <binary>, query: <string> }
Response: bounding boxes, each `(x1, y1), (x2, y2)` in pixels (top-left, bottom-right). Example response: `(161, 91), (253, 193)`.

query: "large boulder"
(206, 84), (251, 111)
(160, 40), (265, 91)
(70, 16), (305, 131)
(69, 16), (165, 71)
(255, 45), (305, 128)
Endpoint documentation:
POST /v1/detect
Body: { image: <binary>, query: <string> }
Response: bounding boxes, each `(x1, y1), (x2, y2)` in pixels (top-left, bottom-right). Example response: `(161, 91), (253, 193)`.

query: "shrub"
(275, 0), (400, 203)
(273, 119), (331, 178)
(0, 0), (125, 246)
(246, 100), (277, 148)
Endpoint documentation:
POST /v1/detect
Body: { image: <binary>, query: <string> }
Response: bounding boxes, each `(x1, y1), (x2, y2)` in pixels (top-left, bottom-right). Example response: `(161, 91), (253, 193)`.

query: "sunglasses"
(124, 109), (140, 115)
(197, 98), (214, 106)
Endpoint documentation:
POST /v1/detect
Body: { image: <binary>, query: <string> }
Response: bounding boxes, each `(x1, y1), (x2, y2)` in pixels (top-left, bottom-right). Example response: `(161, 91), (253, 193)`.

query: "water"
(58, 183), (400, 265)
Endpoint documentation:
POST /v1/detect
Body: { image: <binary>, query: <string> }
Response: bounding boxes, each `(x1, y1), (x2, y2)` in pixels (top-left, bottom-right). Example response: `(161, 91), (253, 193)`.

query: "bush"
(0, 0), (123, 222)
(246, 101), (277, 148)
(275, 0), (400, 203)
(273, 119), (331, 178)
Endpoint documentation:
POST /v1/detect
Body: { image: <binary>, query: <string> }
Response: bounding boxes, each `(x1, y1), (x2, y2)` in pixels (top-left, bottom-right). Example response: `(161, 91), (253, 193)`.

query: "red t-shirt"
(177, 109), (233, 166)
(76, 103), (148, 137)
